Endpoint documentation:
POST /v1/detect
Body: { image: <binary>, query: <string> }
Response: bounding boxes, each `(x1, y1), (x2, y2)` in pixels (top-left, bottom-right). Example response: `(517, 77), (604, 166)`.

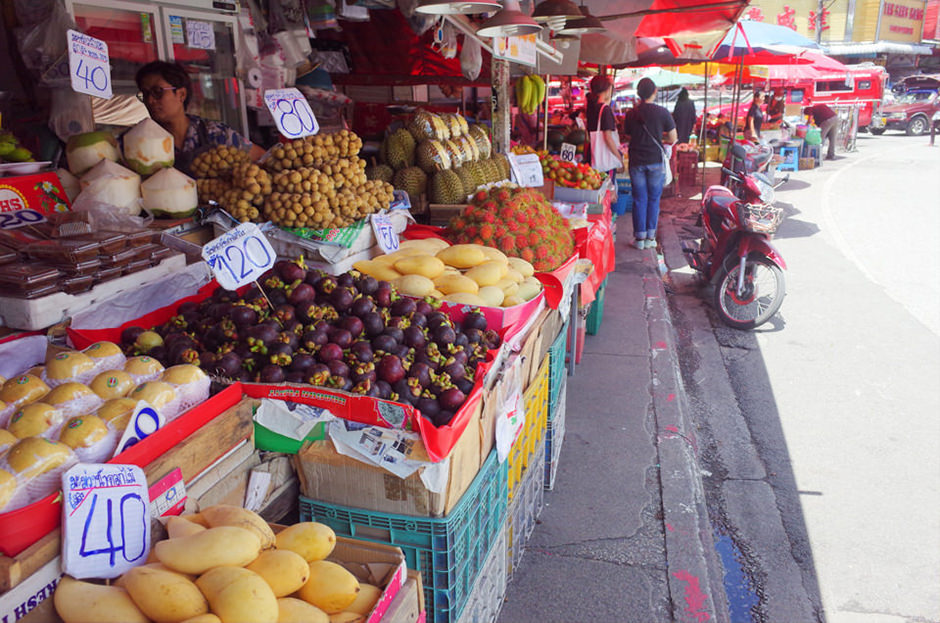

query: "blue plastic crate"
(548, 311), (571, 416)
(300, 449), (508, 623)
(613, 191), (633, 215)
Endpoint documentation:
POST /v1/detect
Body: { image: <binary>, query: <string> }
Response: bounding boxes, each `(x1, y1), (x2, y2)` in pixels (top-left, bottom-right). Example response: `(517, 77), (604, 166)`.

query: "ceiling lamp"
(558, 4), (605, 35)
(476, 0), (542, 37)
(415, 0), (502, 15)
(531, 0), (583, 30)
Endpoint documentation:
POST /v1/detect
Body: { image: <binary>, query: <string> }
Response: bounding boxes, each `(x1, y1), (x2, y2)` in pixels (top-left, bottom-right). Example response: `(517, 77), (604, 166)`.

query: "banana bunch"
(515, 74), (546, 115)
(0, 131), (34, 163)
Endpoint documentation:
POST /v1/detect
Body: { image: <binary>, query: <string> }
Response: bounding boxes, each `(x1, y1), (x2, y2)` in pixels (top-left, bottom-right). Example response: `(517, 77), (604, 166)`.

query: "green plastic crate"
(585, 277), (608, 336)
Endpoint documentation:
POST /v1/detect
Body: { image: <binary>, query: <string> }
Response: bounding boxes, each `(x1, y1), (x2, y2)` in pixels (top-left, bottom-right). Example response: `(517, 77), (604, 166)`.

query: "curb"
(643, 250), (730, 623)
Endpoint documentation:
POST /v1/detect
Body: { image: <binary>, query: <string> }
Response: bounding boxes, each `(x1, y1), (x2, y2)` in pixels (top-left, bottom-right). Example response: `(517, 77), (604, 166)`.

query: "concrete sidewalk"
(498, 214), (728, 623)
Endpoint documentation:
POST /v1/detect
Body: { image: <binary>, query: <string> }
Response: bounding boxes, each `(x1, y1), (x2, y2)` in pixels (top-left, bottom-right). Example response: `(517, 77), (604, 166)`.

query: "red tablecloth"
(579, 190), (616, 305)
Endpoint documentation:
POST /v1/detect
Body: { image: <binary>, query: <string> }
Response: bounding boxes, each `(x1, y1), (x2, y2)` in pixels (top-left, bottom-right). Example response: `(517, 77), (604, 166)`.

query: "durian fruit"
(393, 166), (428, 202)
(430, 170), (465, 204)
(443, 113), (463, 139)
(457, 135), (479, 162)
(408, 111), (437, 142)
(443, 140), (464, 167)
(466, 161), (486, 189)
(469, 125), (492, 160)
(416, 140), (452, 173)
(385, 128), (416, 170)
(430, 113), (450, 141)
(480, 159), (499, 184)
(494, 153), (511, 180)
(454, 166), (477, 197)
(455, 114), (470, 137)
(366, 164), (394, 183)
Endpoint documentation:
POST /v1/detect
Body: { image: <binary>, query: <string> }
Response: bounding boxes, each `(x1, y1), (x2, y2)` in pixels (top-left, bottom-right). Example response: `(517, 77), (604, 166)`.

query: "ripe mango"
(394, 254), (446, 279)
(155, 526), (261, 575)
(122, 564), (209, 623)
(275, 522), (336, 562)
(508, 257), (535, 278)
(199, 504), (276, 549)
(434, 273), (479, 295)
(345, 583), (382, 616)
(464, 260), (507, 287)
(180, 615), (222, 623)
(246, 549), (310, 597)
(297, 560), (360, 614)
(167, 515), (207, 539)
(436, 244), (487, 268)
(477, 286), (505, 307)
(329, 613), (365, 623)
(277, 597), (329, 623)
(195, 567), (278, 623)
(352, 260), (401, 282)
(393, 274), (435, 297)
(478, 246), (509, 264)
(53, 576), (150, 623)
(444, 292), (487, 307)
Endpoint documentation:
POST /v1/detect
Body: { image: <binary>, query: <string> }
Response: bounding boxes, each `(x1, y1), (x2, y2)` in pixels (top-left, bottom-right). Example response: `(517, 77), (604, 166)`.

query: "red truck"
(870, 74), (940, 136)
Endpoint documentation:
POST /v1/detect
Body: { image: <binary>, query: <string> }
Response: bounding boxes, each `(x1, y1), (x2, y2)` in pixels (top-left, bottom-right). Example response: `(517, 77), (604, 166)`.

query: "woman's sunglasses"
(136, 86), (178, 102)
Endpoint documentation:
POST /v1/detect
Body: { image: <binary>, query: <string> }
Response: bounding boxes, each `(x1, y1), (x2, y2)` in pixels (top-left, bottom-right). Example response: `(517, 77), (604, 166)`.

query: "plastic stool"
(802, 143), (821, 165)
(777, 146), (799, 172)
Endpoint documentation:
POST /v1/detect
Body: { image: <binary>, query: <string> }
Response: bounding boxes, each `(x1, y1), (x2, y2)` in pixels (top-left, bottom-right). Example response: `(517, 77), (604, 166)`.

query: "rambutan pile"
(446, 186), (575, 272)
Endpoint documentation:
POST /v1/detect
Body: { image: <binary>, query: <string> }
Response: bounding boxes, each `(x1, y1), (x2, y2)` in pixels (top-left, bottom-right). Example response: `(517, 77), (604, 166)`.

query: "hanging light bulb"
(476, 0), (543, 37)
(557, 4), (605, 35)
(531, 0), (583, 30)
(415, 0), (502, 15)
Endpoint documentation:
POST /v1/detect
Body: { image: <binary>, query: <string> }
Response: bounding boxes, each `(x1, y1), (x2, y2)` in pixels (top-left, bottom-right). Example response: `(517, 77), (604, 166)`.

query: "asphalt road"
(662, 133), (940, 623)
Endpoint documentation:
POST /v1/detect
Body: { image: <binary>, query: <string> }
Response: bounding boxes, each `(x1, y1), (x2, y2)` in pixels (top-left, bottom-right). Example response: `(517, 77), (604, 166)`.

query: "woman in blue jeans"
(623, 78), (677, 249)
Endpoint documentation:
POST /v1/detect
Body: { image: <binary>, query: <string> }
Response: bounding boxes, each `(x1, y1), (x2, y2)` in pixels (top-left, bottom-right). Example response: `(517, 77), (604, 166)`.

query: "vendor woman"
(134, 61), (265, 174)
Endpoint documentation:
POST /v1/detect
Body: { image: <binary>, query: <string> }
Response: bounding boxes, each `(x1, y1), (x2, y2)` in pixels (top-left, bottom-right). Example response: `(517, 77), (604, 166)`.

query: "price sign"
(508, 153), (544, 188)
(264, 88), (319, 140)
(0, 208), (48, 230)
(113, 401), (165, 458)
(186, 20), (216, 50)
(559, 142), (577, 162)
(149, 468), (186, 519)
(371, 212), (399, 254)
(202, 222), (277, 290)
(62, 463), (150, 579)
(67, 30), (112, 99)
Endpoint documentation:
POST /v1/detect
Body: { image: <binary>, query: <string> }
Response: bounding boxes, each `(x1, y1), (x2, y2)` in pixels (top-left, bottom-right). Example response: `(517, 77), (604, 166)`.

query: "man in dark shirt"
(622, 77), (677, 250)
(806, 101), (839, 160)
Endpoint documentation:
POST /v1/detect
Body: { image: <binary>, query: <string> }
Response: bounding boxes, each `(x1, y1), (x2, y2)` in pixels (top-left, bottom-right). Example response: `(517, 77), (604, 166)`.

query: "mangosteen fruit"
(434, 411), (456, 427)
(408, 362), (432, 388)
(356, 274), (378, 296)
(330, 287), (354, 313)
(121, 326), (146, 347)
(376, 380), (392, 400)
(288, 283), (316, 307)
(215, 352), (242, 377)
(268, 343), (293, 366)
(274, 304), (296, 325)
(402, 326), (426, 349)
(456, 377), (474, 394)
(285, 371), (305, 384)
(438, 387), (466, 411)
(339, 316), (364, 339)
(302, 329), (328, 351)
(350, 341), (374, 363)
(307, 363), (330, 386)
(415, 300), (434, 316)
(432, 326), (456, 347)
(361, 311), (384, 337)
(327, 359), (349, 379)
(317, 343), (344, 363)
(371, 334), (397, 354)
(377, 355), (406, 384)
(382, 327), (404, 344)
(462, 311), (488, 333)
(259, 365), (286, 383)
(328, 328), (353, 349)
(415, 397), (440, 419)
(391, 298), (416, 317)
(337, 273), (355, 289)
(350, 297), (375, 319)
(276, 260), (306, 283)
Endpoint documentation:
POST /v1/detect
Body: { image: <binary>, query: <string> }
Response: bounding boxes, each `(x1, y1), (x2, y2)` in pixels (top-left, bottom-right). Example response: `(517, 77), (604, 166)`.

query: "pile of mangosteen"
(119, 259), (501, 427)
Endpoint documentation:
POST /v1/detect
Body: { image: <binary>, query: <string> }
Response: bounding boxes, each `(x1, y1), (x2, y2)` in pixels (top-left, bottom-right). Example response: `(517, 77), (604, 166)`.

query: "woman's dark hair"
(135, 61), (192, 106)
(589, 75), (613, 97)
(636, 77), (656, 101)
(677, 88), (690, 102)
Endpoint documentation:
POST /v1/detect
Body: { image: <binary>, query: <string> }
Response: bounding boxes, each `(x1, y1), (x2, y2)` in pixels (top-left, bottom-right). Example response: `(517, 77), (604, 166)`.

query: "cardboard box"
(0, 558), (62, 623)
(383, 573), (424, 623)
(294, 396), (489, 517)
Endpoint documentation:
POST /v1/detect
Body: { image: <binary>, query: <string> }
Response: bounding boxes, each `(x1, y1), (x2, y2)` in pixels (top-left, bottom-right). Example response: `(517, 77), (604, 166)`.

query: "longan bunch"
(264, 130), (363, 172)
(272, 167), (337, 197)
(231, 163), (272, 197)
(319, 157), (367, 189)
(219, 188), (261, 223)
(196, 177), (232, 204)
(191, 145), (250, 178)
(263, 191), (334, 229)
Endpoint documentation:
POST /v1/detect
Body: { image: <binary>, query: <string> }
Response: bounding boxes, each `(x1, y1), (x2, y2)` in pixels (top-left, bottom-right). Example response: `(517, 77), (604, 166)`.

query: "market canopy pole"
(491, 59), (512, 155)
(700, 60), (709, 200)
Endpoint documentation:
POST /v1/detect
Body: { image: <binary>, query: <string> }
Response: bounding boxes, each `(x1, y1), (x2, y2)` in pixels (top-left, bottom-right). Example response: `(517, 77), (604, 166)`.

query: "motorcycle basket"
(741, 203), (783, 234)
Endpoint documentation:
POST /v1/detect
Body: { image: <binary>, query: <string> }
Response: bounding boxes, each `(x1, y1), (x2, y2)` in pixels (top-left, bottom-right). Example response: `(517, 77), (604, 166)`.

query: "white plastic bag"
(461, 35), (482, 81)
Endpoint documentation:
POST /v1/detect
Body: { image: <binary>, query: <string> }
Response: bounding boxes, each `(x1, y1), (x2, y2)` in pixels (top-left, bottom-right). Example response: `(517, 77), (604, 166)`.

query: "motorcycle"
(681, 167), (788, 330)
(720, 139), (775, 197)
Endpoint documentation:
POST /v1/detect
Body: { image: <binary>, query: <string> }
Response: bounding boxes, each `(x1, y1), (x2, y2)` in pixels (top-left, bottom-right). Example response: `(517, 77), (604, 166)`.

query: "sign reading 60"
(264, 88), (319, 139)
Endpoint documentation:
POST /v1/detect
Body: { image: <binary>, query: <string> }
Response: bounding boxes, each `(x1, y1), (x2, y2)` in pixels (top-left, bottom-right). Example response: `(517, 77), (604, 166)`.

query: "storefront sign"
(493, 34), (537, 67)
(113, 401), (165, 457)
(559, 142), (577, 162)
(186, 20), (216, 50)
(202, 222), (277, 290)
(878, 0), (927, 39)
(371, 211), (400, 254)
(0, 173), (70, 230)
(264, 88), (319, 139)
(67, 30), (112, 99)
(62, 463), (150, 579)
(508, 153), (545, 188)
(169, 15), (185, 45)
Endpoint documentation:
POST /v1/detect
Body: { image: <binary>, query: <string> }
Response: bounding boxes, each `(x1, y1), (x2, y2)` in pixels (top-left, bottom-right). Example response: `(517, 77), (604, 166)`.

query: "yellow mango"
(394, 255), (446, 279)
(155, 526), (262, 575)
(444, 292), (487, 307)
(246, 549), (310, 597)
(275, 522), (336, 562)
(393, 274), (435, 298)
(433, 273), (479, 295)
(167, 515), (207, 539)
(180, 616), (222, 623)
(503, 294), (524, 307)
(517, 277), (543, 302)
(429, 289), (445, 300)
(464, 260), (508, 287)
(122, 565), (209, 623)
(195, 567), (278, 623)
(505, 268), (525, 284)
(199, 504), (276, 549)
(478, 246), (509, 264)
(352, 260), (401, 282)
(398, 238), (449, 253)
(508, 257), (535, 278)
(53, 576), (150, 623)
(277, 598), (329, 623)
(477, 286), (505, 307)
(297, 560), (360, 614)
(345, 584), (382, 616)
(436, 244), (487, 269)
(495, 278), (519, 296)
(329, 613), (365, 623)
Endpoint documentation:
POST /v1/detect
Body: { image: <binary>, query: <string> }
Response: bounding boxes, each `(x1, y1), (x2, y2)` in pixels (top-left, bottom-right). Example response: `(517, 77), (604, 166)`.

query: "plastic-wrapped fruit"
(5, 437), (72, 479)
(96, 398), (137, 430)
(59, 415), (109, 449)
(124, 356), (165, 379)
(90, 370), (136, 400)
(0, 469), (14, 511)
(0, 374), (49, 407)
(128, 381), (176, 411)
(7, 403), (62, 438)
(160, 364), (209, 385)
(43, 382), (98, 408)
(45, 351), (96, 385)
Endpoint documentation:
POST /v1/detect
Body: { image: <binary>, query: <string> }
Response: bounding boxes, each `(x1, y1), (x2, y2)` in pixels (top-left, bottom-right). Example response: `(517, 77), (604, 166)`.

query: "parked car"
(872, 74), (940, 136)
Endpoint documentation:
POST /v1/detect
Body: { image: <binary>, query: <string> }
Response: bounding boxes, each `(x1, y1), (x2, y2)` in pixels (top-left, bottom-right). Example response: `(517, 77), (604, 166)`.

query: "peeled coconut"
(56, 169), (81, 202)
(123, 118), (174, 176)
(66, 131), (120, 176)
(79, 160), (141, 216)
(141, 167), (198, 218)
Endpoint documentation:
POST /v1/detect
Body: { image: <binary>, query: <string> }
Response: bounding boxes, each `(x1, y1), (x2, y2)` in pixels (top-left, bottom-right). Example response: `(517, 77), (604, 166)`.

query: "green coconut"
(141, 167), (198, 218)
(79, 159), (141, 216)
(66, 131), (120, 176)
(123, 119), (174, 176)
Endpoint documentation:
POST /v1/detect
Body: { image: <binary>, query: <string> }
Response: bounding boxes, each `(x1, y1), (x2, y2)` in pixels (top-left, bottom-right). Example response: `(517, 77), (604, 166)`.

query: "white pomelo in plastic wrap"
(66, 131), (120, 176)
(78, 159), (142, 216)
(56, 169), (81, 202)
(142, 167), (198, 218)
(123, 118), (175, 176)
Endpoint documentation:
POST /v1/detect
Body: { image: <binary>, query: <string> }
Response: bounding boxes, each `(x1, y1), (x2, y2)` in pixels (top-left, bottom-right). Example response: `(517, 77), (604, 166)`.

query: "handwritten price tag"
(113, 402), (165, 458)
(61, 463), (150, 579)
(186, 20), (216, 50)
(202, 222), (277, 291)
(264, 88), (319, 140)
(371, 212), (399, 254)
(67, 30), (112, 99)
(508, 153), (544, 188)
(559, 143), (577, 162)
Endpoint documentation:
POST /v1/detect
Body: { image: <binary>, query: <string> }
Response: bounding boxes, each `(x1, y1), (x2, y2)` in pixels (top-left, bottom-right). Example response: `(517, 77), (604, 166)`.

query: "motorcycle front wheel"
(712, 256), (785, 329)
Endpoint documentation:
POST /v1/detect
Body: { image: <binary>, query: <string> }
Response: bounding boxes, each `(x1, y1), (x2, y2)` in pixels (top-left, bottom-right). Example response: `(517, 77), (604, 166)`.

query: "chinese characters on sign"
(777, 5), (797, 30)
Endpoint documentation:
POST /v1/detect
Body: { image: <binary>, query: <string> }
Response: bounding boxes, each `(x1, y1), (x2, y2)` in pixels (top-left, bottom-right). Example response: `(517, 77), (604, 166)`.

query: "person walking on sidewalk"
(672, 88), (696, 144)
(623, 77), (677, 250)
(806, 101), (839, 160)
